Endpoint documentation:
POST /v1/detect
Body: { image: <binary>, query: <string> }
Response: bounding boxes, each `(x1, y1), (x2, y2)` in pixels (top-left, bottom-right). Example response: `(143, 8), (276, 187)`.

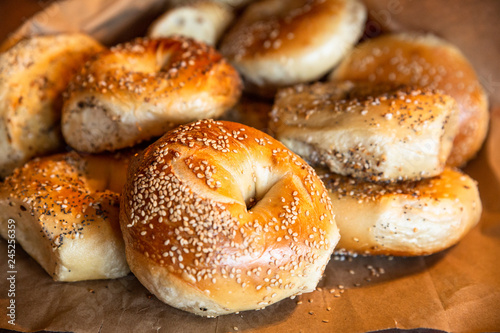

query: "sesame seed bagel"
(319, 167), (482, 256)
(0, 33), (104, 178)
(329, 33), (489, 167)
(62, 36), (242, 153)
(220, 0), (366, 96)
(120, 120), (340, 317)
(270, 81), (460, 182)
(0, 151), (131, 281)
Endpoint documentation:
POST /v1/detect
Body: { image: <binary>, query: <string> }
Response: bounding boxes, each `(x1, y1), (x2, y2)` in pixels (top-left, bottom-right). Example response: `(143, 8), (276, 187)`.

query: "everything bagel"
(0, 151), (132, 281)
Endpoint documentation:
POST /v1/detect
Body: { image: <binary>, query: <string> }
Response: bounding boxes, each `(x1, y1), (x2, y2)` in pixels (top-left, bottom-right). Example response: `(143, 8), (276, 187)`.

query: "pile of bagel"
(0, 0), (486, 318)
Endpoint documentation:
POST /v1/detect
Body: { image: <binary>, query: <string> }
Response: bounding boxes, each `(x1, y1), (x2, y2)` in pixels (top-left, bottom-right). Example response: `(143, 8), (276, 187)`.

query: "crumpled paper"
(1, 0), (499, 332)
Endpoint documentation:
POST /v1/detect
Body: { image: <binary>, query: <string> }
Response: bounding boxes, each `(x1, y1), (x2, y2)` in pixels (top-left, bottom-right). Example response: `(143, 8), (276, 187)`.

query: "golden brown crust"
(330, 32), (489, 167)
(319, 167), (482, 256)
(0, 33), (104, 178)
(120, 120), (340, 316)
(62, 36), (242, 153)
(0, 151), (131, 281)
(220, 0), (366, 94)
(270, 81), (460, 182)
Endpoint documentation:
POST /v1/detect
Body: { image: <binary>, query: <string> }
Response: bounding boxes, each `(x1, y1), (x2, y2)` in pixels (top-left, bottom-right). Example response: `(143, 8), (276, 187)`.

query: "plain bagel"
(319, 167), (482, 256)
(0, 33), (103, 178)
(148, 1), (234, 46)
(120, 119), (340, 317)
(329, 32), (489, 167)
(220, 0), (366, 96)
(0, 151), (132, 281)
(62, 36), (242, 153)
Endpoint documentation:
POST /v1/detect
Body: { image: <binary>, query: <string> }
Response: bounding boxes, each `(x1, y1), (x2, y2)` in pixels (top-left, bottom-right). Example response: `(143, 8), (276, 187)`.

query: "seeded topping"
(65, 36), (225, 99)
(331, 32), (489, 167)
(0, 33), (103, 177)
(333, 34), (478, 95)
(319, 166), (481, 256)
(273, 82), (449, 126)
(122, 120), (340, 312)
(0, 152), (119, 249)
(221, 0), (347, 59)
(318, 168), (466, 203)
(62, 35), (242, 153)
(270, 81), (459, 182)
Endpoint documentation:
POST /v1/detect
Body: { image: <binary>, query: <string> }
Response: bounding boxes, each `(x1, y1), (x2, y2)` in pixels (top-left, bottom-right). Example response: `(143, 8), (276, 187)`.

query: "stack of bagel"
(0, 0), (487, 318)
(270, 81), (482, 256)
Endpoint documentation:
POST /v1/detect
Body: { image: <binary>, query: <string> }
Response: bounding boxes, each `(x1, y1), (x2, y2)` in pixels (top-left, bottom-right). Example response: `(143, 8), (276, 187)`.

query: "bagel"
(120, 119), (340, 317)
(148, 1), (234, 46)
(329, 33), (489, 167)
(0, 151), (131, 281)
(318, 167), (482, 256)
(220, 0), (366, 96)
(62, 36), (242, 153)
(270, 81), (459, 182)
(0, 33), (103, 178)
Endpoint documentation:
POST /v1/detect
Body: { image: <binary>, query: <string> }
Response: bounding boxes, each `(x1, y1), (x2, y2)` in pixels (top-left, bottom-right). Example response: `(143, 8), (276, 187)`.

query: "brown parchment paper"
(1, 0), (500, 332)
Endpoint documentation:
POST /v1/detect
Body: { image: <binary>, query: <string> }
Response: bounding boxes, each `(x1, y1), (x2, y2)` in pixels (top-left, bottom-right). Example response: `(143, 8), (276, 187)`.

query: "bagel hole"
(156, 50), (173, 72)
(243, 167), (285, 212)
(246, 197), (257, 210)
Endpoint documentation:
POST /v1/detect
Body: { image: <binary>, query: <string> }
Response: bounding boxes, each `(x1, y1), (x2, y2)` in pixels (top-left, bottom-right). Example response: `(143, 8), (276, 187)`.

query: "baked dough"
(220, 0), (366, 95)
(270, 81), (459, 182)
(330, 33), (489, 167)
(0, 151), (131, 281)
(319, 167), (482, 256)
(62, 36), (242, 153)
(0, 33), (103, 178)
(148, 1), (234, 46)
(120, 120), (340, 316)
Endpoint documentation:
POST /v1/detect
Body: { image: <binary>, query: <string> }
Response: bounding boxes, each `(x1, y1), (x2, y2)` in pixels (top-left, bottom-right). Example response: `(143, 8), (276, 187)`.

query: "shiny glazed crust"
(62, 36), (242, 153)
(120, 120), (340, 316)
